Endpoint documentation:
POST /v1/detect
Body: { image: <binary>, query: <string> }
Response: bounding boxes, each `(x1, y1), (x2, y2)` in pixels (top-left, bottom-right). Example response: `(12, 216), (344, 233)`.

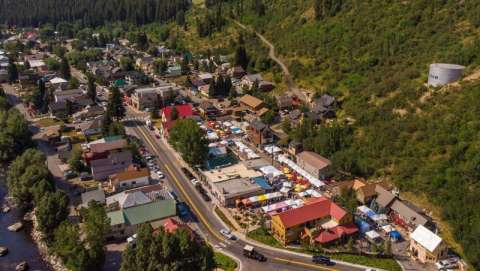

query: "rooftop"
(297, 151), (331, 170)
(213, 178), (264, 199)
(107, 199), (176, 226)
(410, 225), (443, 253)
(111, 167), (149, 183)
(240, 95), (264, 109)
(274, 197), (347, 229)
(203, 163), (262, 183)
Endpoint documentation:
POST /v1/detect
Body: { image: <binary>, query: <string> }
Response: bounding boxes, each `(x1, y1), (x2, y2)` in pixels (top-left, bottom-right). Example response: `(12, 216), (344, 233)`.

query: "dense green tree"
(234, 46), (248, 69)
(36, 190), (69, 242)
(0, 0), (190, 27)
(60, 57), (71, 79)
(68, 148), (83, 173)
(106, 86), (125, 120)
(87, 73), (96, 101)
(7, 59), (18, 83)
(168, 119), (208, 166)
(120, 224), (215, 271)
(79, 202), (110, 270)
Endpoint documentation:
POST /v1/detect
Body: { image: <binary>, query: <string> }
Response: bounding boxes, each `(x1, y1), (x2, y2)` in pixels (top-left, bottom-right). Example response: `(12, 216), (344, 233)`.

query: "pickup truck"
(243, 245), (267, 262)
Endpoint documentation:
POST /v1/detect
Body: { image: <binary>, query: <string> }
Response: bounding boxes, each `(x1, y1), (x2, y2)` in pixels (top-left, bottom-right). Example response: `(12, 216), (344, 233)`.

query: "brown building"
(240, 95), (265, 112)
(296, 151), (332, 179)
(248, 119), (274, 147)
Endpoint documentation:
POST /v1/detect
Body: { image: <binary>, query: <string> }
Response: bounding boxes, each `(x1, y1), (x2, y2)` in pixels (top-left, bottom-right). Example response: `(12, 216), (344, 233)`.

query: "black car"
(312, 255), (334, 265)
(196, 186), (211, 202)
(181, 167), (195, 179)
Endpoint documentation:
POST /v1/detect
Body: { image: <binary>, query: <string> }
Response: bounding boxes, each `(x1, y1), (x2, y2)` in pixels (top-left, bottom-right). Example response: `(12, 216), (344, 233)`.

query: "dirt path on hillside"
(231, 19), (308, 101)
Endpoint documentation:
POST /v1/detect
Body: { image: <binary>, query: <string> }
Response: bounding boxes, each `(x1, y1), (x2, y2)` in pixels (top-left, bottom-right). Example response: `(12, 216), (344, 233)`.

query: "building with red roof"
(313, 223), (358, 245)
(271, 197), (354, 245)
(160, 104), (194, 138)
(161, 104), (193, 122)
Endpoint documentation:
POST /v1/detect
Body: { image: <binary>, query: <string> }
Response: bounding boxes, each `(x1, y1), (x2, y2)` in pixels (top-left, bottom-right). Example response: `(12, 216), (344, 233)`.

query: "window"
(132, 181), (136, 185)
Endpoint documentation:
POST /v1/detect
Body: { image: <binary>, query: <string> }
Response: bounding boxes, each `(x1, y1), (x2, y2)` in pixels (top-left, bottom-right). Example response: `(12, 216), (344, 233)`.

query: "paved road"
(231, 19), (308, 102)
(125, 119), (366, 271)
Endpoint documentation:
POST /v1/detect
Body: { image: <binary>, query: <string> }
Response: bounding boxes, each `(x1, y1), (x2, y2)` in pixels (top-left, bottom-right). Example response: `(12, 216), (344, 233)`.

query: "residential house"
(271, 197), (355, 246)
(373, 185), (396, 213)
(77, 117), (103, 137)
(296, 151), (332, 179)
(167, 65), (182, 77)
(330, 179), (378, 204)
(239, 94), (265, 113)
(80, 187), (106, 208)
(161, 104), (194, 122)
(83, 136), (128, 163)
(107, 199), (177, 239)
(72, 105), (105, 121)
(48, 101), (67, 118)
(248, 119), (274, 147)
(228, 66), (246, 79)
(160, 104), (194, 137)
(277, 95), (293, 109)
(109, 166), (150, 192)
(90, 150), (132, 181)
(130, 87), (158, 111)
(136, 55), (154, 74)
(0, 70), (8, 83)
(288, 141), (303, 156)
(308, 94), (336, 121)
(241, 74), (263, 90)
(162, 218), (194, 236)
(49, 77), (68, 90)
(389, 199), (430, 231)
(54, 89), (84, 102)
(198, 73), (214, 84)
(106, 184), (171, 209)
(410, 225), (448, 264)
(198, 101), (219, 120)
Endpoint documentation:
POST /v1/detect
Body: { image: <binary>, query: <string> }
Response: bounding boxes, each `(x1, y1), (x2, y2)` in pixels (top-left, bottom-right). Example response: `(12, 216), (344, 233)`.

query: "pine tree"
(234, 46), (249, 69)
(106, 87), (125, 120)
(60, 57), (71, 79)
(87, 73), (96, 101)
(7, 59), (18, 83)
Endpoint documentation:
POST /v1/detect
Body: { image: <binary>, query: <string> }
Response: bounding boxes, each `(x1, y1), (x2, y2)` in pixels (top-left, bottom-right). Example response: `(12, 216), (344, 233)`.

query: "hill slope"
(217, 0), (480, 268)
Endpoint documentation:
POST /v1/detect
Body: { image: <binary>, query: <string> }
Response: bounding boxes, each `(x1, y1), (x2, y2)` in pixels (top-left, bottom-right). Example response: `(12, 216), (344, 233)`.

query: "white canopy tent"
(277, 155), (325, 187)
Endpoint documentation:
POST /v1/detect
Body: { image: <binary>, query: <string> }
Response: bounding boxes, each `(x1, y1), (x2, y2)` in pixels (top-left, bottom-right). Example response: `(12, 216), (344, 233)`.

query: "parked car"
(190, 178), (200, 186)
(220, 229), (236, 240)
(312, 255), (334, 266)
(435, 257), (460, 270)
(181, 167), (195, 179)
(177, 202), (190, 217)
(64, 170), (77, 179)
(156, 170), (165, 179)
(243, 245), (266, 262)
(79, 172), (92, 181)
(196, 186), (211, 202)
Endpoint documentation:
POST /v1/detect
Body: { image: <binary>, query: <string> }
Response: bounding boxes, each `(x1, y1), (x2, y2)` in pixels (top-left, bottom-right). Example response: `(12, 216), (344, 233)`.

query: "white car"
(127, 233), (137, 244)
(220, 229), (236, 240)
(156, 170), (165, 179)
(190, 178), (200, 186)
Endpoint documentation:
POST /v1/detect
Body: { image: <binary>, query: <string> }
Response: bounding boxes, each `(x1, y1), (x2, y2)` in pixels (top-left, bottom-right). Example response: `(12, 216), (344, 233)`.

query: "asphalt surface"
(125, 119), (365, 271)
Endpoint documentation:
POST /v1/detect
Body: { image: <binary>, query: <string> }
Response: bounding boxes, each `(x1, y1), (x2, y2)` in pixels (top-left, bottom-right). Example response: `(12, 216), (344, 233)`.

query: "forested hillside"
(0, 0), (190, 27)
(222, 0), (480, 268)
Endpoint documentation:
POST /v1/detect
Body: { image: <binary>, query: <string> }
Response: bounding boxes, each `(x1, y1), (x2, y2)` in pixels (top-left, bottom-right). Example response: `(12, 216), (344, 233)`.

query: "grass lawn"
(247, 228), (402, 271)
(214, 206), (236, 230)
(246, 227), (283, 249)
(35, 117), (63, 127)
(329, 253), (402, 271)
(214, 252), (238, 271)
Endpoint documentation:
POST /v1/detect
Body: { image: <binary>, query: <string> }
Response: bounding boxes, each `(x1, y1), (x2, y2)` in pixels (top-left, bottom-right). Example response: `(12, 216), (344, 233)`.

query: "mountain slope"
(218, 0), (480, 268)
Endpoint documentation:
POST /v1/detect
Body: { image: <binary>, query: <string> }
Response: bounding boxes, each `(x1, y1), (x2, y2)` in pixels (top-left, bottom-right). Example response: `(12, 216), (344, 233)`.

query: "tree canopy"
(120, 224), (215, 271)
(168, 119), (208, 166)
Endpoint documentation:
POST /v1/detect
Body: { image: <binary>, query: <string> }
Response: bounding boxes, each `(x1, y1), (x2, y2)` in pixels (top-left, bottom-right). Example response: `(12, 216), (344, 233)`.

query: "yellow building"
(271, 197), (352, 246)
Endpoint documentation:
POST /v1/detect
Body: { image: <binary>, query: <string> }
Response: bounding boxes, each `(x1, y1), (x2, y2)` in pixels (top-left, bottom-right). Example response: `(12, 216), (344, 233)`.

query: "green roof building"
(107, 199), (177, 238)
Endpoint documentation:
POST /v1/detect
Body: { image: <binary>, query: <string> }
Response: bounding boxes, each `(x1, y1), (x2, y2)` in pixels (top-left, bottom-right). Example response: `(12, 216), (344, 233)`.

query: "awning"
(259, 165), (283, 178)
(277, 155), (325, 187)
(365, 230), (381, 240)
